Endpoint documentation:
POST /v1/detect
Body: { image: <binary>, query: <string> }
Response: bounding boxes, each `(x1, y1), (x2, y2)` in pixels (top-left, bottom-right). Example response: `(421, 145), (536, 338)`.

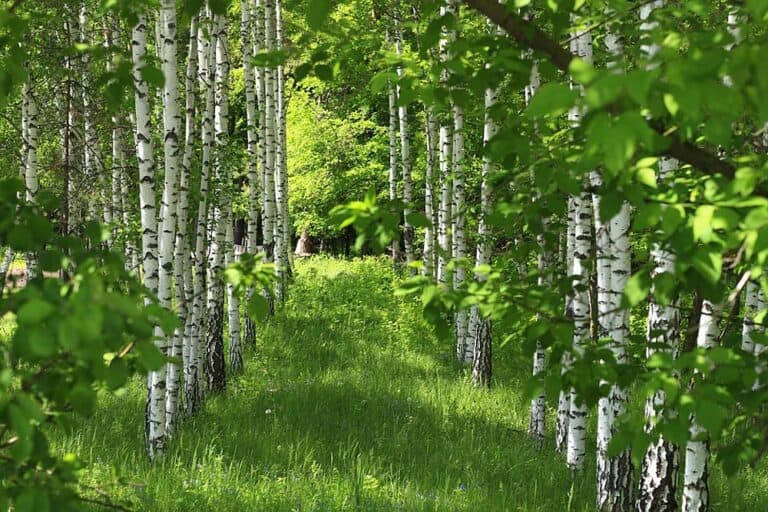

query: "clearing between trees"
(52, 258), (768, 511)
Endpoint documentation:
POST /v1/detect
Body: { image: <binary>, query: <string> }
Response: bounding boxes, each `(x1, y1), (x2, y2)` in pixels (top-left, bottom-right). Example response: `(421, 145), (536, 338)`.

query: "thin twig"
(716, 270), (751, 344)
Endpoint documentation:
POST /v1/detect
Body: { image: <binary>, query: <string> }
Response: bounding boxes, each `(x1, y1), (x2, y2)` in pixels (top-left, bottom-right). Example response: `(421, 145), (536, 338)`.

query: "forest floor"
(52, 257), (768, 511)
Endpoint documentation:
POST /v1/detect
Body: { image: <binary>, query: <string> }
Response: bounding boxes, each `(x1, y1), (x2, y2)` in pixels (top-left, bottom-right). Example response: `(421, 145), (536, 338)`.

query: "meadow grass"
(51, 256), (768, 511)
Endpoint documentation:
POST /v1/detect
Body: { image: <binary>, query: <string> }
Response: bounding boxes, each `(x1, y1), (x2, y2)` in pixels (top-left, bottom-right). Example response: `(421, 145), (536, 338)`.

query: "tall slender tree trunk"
(527, 60), (548, 443)
(274, 0), (290, 301)
(157, 0), (182, 435)
(556, 194), (576, 453)
(567, 187), (592, 472)
(682, 299), (723, 512)
(105, 19), (124, 249)
(387, 25), (400, 264)
(594, 28), (633, 511)
(469, 21), (498, 387)
(262, 0), (277, 298)
(637, 156), (681, 511)
(22, 65), (39, 280)
(395, 15), (414, 267)
(636, 3), (681, 508)
(132, 12), (163, 458)
(452, 99), (469, 363)
(206, 13), (229, 393)
(423, 110), (438, 278)
(565, 25), (593, 472)
(80, 6), (102, 224)
(436, 2), (453, 287)
(188, 12), (216, 415)
(177, 15), (198, 423)
(243, 0), (260, 348)
(227, 223), (243, 373)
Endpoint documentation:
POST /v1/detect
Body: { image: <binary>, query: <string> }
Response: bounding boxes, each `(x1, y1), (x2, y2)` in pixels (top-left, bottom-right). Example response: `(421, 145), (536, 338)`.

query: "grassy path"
(54, 257), (767, 511)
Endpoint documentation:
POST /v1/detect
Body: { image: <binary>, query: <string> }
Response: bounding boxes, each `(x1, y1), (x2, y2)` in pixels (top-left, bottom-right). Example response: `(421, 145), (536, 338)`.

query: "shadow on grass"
(56, 257), (596, 511)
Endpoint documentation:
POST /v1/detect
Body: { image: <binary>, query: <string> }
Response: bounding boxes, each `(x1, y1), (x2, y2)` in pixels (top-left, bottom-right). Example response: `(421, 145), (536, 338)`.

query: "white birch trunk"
(274, 0), (290, 301)
(682, 299), (723, 512)
(592, 28), (634, 510)
(556, 193), (577, 454)
(22, 66), (39, 280)
(452, 99), (468, 363)
(565, 26), (592, 472)
(263, 0), (276, 268)
(395, 16), (414, 266)
(526, 61), (548, 442)
(436, 2), (453, 286)
(566, 188), (592, 472)
(243, 0), (260, 347)
(188, 13), (216, 414)
(80, 7), (102, 224)
(387, 26), (400, 264)
(206, 13), (229, 393)
(637, 156), (681, 512)
(227, 224), (243, 373)
(742, 281), (759, 354)
(423, 110), (438, 278)
(157, 0), (182, 435)
(132, 13), (163, 458)
(469, 21), (498, 386)
(177, 15), (198, 423)
(105, 21), (124, 248)
(636, 3), (682, 508)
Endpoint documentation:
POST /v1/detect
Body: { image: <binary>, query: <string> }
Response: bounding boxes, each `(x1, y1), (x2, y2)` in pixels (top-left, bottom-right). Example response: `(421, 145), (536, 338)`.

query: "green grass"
(51, 256), (768, 511)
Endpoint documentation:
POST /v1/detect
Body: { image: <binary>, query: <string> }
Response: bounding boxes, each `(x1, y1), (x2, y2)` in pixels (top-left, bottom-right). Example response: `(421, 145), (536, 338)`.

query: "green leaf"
(636, 167), (657, 188)
(135, 342), (166, 371)
(16, 298), (55, 325)
(624, 270), (651, 307)
(599, 190), (622, 222)
(247, 293), (269, 321)
(140, 65), (164, 88)
(693, 205), (715, 242)
(691, 249), (723, 284)
(307, 0), (332, 30)
(663, 93), (679, 116)
(526, 83), (578, 118)
(67, 384), (97, 416)
(370, 71), (397, 94)
(569, 58), (596, 84)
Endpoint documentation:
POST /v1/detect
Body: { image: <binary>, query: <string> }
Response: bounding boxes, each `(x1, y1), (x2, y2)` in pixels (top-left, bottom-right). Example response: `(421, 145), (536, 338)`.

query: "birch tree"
(565, 26), (592, 472)
(22, 64), (39, 280)
(387, 26), (400, 264)
(243, 0), (260, 348)
(157, 0), (182, 435)
(206, 13), (229, 393)
(423, 110), (438, 278)
(80, 6), (102, 224)
(131, 11), (162, 458)
(178, 15), (198, 421)
(395, 13), (414, 266)
(468, 17), (499, 388)
(188, 11), (216, 414)
(274, 0), (290, 301)
(682, 300), (723, 512)
(262, 0), (277, 286)
(594, 28), (633, 511)
(527, 60), (547, 442)
(436, 1), (453, 287)
(556, 194), (576, 453)
(636, 2), (682, 507)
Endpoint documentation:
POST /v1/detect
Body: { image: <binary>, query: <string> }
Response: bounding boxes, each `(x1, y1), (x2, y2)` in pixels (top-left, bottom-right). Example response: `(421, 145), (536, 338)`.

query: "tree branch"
(463, 0), (736, 178)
